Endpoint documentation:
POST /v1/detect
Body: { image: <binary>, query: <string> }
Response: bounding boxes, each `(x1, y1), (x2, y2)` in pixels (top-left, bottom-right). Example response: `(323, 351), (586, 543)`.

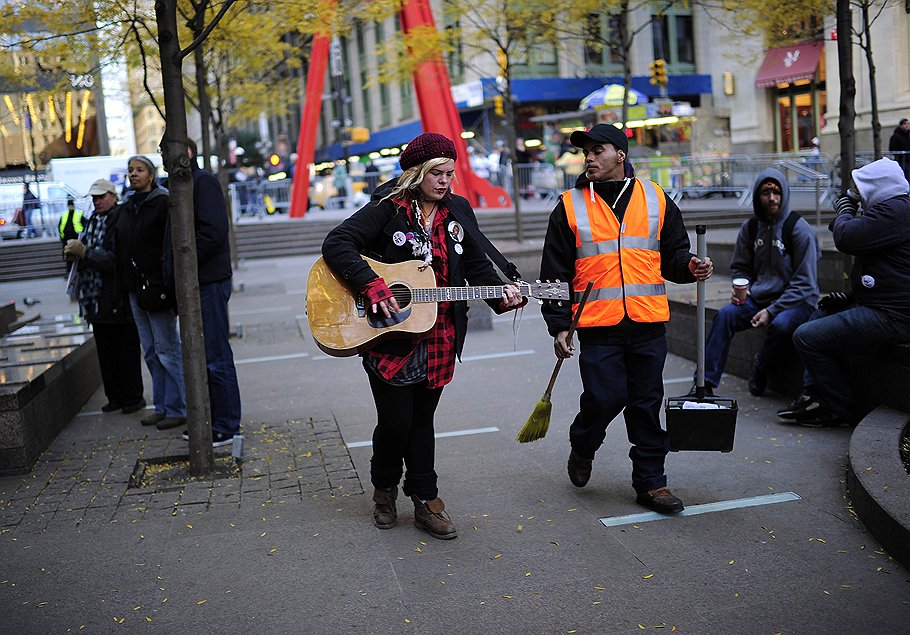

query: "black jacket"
(190, 164), (232, 284)
(889, 127), (910, 172)
(77, 206), (134, 324)
(539, 175), (697, 344)
(321, 180), (509, 359)
(115, 187), (170, 291)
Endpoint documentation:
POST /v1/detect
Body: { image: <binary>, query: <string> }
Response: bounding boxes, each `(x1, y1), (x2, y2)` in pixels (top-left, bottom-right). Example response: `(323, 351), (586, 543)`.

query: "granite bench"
(0, 315), (101, 475)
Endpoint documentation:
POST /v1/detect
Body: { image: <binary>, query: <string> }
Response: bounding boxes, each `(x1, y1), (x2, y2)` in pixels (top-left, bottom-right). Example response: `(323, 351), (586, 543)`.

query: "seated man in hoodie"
(781, 158), (910, 427)
(699, 168), (820, 396)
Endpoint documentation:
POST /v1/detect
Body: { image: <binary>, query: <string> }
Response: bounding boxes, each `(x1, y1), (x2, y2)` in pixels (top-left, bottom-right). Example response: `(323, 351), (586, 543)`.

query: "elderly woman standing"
(64, 179), (144, 413)
(115, 155), (186, 431)
(322, 133), (524, 540)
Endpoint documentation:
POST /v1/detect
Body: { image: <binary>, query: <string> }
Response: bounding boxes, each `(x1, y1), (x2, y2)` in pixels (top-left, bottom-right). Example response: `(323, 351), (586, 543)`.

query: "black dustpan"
(666, 224), (738, 453)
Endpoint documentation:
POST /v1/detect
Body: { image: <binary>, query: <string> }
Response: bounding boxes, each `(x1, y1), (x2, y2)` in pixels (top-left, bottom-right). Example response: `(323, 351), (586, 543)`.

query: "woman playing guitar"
(321, 133), (525, 540)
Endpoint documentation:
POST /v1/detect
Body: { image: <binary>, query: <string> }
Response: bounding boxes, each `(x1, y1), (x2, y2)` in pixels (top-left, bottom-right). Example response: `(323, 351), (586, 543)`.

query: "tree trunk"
(155, 0), (214, 476)
(836, 0), (856, 193)
(861, 1), (881, 158)
(193, 36), (213, 172)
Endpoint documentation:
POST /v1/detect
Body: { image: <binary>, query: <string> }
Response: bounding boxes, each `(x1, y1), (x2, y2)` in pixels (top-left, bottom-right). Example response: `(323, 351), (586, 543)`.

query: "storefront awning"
(755, 39), (824, 88)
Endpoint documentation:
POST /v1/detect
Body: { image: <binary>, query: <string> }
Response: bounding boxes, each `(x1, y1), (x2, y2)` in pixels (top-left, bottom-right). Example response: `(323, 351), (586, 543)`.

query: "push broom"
(516, 281), (594, 443)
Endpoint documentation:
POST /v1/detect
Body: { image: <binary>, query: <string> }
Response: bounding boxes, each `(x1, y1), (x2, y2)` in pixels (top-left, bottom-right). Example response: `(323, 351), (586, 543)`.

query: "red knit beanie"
(399, 132), (457, 170)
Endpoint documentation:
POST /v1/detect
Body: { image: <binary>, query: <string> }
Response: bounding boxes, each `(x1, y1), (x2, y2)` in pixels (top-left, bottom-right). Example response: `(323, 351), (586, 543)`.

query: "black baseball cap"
(570, 123), (629, 154)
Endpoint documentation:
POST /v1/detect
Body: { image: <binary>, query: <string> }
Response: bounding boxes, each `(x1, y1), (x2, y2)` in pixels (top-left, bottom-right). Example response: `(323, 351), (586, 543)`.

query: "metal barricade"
(260, 180), (292, 214)
(229, 181), (265, 219)
(512, 163), (563, 204)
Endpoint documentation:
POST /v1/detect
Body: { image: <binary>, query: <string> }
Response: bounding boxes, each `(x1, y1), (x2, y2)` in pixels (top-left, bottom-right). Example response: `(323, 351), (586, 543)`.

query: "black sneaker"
(101, 402), (123, 413)
(748, 354), (767, 396)
(780, 393), (826, 421)
(181, 430), (235, 448)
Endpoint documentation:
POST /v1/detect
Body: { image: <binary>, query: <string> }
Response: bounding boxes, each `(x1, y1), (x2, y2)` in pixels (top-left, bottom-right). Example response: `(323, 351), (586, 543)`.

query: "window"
(393, 20), (413, 120)
(442, 4), (464, 82)
(584, 12), (623, 72)
(356, 22), (372, 130)
(651, 5), (696, 72)
(511, 42), (559, 79)
(375, 22), (391, 127)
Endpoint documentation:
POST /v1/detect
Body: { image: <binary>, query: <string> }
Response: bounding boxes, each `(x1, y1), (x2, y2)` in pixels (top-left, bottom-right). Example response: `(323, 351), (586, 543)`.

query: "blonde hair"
(379, 157), (455, 204)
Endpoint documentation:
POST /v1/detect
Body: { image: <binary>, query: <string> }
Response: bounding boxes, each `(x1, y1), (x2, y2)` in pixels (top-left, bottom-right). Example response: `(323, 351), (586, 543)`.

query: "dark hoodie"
(833, 157), (910, 317)
(729, 168), (820, 316)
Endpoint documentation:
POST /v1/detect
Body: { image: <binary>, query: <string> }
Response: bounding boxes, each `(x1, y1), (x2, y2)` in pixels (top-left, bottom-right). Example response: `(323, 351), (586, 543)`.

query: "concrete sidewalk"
(1, 255), (909, 634)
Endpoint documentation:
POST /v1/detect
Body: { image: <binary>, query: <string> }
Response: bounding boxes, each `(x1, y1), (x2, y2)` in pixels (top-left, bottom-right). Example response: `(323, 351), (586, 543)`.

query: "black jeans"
(366, 369), (443, 501)
(569, 335), (669, 494)
(93, 321), (144, 407)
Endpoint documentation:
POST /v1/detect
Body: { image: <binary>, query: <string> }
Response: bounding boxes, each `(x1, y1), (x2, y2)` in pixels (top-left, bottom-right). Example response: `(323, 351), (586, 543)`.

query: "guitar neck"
(412, 284), (527, 303)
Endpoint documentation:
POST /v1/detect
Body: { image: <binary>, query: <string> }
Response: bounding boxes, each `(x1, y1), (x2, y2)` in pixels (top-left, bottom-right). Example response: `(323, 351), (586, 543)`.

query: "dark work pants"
(92, 322), (144, 407)
(569, 335), (669, 494)
(366, 370), (443, 501)
(199, 279), (242, 436)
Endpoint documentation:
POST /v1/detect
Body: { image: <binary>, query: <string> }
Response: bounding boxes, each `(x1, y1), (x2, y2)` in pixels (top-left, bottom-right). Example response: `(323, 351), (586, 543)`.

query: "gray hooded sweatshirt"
(729, 168), (820, 316)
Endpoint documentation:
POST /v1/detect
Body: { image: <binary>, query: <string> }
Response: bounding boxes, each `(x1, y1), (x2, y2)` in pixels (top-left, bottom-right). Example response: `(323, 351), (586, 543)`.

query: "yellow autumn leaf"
(502, 595), (512, 599)
(415, 547), (422, 552)
(729, 560), (735, 565)
(197, 600), (207, 605)
(594, 586), (606, 590)
(525, 572), (531, 577)
(186, 524), (193, 529)
(494, 554), (502, 559)
(642, 573), (654, 579)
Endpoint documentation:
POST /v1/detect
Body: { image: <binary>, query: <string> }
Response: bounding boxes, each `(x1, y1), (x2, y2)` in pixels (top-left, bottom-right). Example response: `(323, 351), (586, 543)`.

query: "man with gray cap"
(64, 179), (144, 414)
(539, 123), (713, 514)
(784, 157), (910, 427)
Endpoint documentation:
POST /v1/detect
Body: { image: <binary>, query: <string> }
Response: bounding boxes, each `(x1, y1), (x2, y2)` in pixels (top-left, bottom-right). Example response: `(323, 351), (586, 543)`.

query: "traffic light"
(493, 95), (505, 117)
(649, 59), (668, 88)
(341, 127), (370, 145)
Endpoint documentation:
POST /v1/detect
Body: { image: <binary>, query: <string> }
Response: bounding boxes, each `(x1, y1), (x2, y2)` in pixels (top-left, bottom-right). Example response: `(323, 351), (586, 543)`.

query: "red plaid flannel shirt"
(366, 203), (456, 388)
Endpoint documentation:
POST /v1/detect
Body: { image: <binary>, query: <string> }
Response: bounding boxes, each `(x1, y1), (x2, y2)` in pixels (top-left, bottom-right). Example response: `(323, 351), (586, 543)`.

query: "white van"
(0, 181), (88, 240)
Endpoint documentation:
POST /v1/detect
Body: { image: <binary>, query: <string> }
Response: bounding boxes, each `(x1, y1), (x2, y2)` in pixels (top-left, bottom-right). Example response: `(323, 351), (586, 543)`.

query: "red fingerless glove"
(361, 278), (394, 305)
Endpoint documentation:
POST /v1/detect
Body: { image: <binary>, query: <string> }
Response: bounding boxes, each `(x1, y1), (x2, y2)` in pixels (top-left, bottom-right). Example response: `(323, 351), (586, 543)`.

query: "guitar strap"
(446, 201), (522, 282)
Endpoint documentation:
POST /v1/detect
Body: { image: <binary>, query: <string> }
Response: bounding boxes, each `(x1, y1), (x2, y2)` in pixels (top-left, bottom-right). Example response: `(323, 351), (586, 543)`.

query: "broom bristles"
(516, 394), (552, 443)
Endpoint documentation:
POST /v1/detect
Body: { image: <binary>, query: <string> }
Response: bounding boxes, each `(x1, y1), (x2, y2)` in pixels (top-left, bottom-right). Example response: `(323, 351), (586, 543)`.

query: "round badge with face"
(454, 243), (463, 255)
(392, 231), (407, 247)
(448, 221), (463, 243)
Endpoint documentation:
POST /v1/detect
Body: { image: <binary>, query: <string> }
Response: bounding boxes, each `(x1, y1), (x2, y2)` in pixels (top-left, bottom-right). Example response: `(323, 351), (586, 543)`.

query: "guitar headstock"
(522, 280), (570, 301)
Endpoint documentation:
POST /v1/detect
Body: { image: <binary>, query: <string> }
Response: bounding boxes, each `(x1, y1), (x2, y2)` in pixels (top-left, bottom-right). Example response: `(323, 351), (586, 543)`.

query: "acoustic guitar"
(306, 256), (570, 357)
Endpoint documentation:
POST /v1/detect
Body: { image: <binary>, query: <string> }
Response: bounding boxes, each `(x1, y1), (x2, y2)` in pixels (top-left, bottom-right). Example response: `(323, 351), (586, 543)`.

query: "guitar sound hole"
(389, 284), (412, 309)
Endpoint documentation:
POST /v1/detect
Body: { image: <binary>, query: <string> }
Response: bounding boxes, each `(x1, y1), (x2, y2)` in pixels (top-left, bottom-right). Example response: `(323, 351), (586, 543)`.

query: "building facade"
(278, 2), (909, 166)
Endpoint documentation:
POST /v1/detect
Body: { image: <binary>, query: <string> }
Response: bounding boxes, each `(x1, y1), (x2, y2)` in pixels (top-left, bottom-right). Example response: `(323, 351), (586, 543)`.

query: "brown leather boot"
(372, 486), (398, 529)
(412, 496), (457, 540)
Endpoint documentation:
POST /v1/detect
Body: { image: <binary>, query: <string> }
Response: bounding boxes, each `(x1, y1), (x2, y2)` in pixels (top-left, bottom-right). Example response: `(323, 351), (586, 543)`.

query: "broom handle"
(543, 281), (595, 397)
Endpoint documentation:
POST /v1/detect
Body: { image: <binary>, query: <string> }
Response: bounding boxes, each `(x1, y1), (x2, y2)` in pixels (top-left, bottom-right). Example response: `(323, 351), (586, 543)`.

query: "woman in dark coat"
(115, 156), (186, 430)
(321, 133), (524, 540)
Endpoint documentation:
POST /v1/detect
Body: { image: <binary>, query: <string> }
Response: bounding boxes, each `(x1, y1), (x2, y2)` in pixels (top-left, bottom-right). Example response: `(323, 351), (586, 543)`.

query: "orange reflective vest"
(562, 179), (669, 327)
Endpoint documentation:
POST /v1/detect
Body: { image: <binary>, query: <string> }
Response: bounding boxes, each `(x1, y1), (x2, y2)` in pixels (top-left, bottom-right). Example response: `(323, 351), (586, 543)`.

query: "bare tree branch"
(130, 21), (166, 120)
(179, 0), (236, 60)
